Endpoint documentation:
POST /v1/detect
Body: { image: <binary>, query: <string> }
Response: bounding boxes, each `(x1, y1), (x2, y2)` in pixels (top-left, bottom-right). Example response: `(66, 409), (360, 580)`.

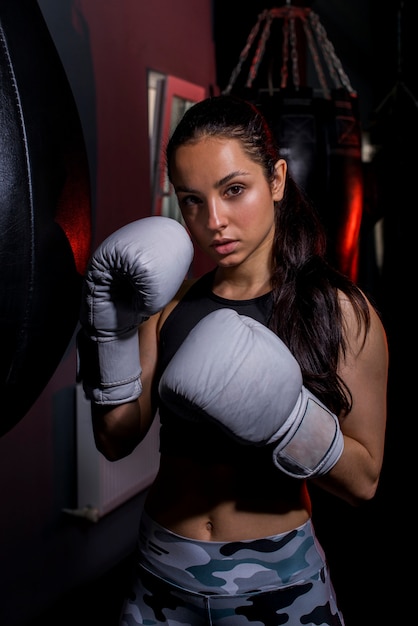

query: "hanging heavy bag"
(222, 7), (364, 283)
(243, 86), (363, 282)
(257, 87), (329, 212)
(0, 0), (91, 436)
(324, 88), (363, 282)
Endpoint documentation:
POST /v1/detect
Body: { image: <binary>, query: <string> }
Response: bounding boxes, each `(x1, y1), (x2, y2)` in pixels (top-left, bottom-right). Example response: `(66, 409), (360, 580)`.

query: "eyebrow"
(216, 170), (249, 188)
(175, 170), (250, 194)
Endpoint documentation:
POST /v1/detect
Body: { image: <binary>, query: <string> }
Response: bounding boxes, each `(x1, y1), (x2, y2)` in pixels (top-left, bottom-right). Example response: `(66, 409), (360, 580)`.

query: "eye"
(225, 184), (244, 198)
(177, 194), (201, 208)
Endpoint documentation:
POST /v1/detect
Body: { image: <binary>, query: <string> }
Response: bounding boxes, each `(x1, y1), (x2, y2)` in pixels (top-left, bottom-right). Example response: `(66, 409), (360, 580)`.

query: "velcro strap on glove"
(76, 328), (142, 405)
(271, 388), (344, 478)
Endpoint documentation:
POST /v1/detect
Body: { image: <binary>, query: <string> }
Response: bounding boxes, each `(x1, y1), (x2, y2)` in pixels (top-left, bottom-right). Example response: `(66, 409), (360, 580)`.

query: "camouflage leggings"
(119, 510), (345, 626)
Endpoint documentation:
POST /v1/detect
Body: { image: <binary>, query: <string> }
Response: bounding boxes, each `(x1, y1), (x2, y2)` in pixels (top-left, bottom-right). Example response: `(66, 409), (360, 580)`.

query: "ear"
(271, 159), (287, 201)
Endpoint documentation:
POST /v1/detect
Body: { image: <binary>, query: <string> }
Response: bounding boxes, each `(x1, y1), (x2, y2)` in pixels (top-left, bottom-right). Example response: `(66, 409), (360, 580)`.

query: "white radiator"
(73, 383), (160, 521)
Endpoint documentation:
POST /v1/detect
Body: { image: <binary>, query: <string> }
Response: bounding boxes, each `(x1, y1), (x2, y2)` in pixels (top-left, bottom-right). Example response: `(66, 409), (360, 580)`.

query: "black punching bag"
(256, 87), (363, 282)
(0, 0), (91, 436)
(222, 6), (364, 282)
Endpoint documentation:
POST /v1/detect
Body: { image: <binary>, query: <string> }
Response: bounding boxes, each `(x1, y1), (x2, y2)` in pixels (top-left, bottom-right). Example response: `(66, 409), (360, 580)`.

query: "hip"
(137, 508), (327, 595)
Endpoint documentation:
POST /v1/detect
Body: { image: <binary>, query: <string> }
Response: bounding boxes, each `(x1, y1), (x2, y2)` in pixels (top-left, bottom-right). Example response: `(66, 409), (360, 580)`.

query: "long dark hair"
(166, 94), (370, 417)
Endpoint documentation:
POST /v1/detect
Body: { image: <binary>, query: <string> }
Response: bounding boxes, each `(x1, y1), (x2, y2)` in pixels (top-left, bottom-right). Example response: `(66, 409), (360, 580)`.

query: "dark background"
(213, 0), (417, 125)
(3, 1), (414, 624)
(212, 2), (415, 624)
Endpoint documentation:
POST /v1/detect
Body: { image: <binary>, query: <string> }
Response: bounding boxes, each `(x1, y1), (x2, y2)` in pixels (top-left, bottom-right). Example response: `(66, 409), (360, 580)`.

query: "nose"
(206, 197), (227, 231)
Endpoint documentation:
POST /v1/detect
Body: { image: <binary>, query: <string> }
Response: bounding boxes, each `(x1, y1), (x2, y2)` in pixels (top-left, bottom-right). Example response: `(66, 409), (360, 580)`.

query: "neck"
(212, 267), (272, 300)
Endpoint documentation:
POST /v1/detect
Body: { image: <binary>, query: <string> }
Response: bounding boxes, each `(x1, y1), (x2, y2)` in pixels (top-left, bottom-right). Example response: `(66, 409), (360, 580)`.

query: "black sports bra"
(157, 270), (274, 462)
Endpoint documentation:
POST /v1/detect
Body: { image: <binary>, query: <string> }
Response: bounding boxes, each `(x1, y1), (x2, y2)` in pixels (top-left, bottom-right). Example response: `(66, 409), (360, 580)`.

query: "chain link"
(289, 16), (300, 90)
(301, 14), (330, 98)
(280, 16), (289, 89)
(308, 11), (355, 94)
(223, 10), (268, 94)
(246, 13), (273, 88)
(222, 6), (356, 98)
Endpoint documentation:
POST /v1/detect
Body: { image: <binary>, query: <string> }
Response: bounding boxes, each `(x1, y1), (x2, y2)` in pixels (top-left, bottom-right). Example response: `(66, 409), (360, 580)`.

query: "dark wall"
(0, 2), (217, 625)
(213, 2), (414, 624)
(0, 1), (414, 625)
(214, 0), (416, 125)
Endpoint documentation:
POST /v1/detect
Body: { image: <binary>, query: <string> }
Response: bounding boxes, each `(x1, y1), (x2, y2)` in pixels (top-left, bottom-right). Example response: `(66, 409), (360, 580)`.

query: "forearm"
(91, 399), (152, 461)
(76, 216), (193, 460)
(310, 434), (382, 506)
(159, 309), (344, 481)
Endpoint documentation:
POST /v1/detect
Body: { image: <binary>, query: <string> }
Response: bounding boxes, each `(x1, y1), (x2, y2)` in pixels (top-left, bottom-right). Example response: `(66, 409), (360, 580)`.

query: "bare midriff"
(144, 454), (311, 542)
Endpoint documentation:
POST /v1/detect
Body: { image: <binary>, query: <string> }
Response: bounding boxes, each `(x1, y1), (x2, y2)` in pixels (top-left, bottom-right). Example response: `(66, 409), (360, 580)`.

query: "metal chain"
(301, 12), (330, 98)
(223, 10), (269, 94)
(289, 16), (300, 90)
(222, 7), (356, 98)
(246, 13), (273, 88)
(280, 16), (289, 89)
(308, 11), (356, 94)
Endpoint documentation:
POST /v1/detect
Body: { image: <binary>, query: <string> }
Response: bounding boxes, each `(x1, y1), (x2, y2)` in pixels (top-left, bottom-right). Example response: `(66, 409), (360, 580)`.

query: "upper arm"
(338, 297), (389, 470)
(91, 311), (161, 461)
(313, 294), (389, 504)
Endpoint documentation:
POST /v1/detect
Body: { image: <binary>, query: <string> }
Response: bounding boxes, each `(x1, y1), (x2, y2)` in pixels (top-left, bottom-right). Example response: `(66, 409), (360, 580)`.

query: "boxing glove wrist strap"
(76, 328), (142, 405)
(271, 387), (344, 479)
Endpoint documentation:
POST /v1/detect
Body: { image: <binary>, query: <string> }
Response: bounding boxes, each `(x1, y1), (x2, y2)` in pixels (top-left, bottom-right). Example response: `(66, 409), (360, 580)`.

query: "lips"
(211, 240), (238, 255)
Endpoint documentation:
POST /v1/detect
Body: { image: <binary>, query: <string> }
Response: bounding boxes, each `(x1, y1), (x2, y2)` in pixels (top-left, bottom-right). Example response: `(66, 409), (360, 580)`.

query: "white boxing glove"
(159, 308), (344, 478)
(77, 216), (193, 405)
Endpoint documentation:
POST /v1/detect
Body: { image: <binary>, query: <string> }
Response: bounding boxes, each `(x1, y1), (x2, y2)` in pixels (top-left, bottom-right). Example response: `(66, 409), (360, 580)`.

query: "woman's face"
(170, 137), (286, 270)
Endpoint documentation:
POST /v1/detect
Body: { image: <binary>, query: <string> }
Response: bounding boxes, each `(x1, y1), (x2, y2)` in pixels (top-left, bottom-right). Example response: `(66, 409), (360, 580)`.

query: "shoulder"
(337, 288), (388, 368)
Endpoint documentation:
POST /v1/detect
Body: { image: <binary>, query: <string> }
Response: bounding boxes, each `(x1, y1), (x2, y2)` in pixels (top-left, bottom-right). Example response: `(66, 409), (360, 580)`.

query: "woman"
(78, 95), (388, 625)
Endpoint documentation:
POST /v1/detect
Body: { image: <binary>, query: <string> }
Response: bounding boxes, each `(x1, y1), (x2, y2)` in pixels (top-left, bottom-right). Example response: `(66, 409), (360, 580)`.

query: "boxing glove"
(77, 216), (193, 405)
(159, 308), (344, 478)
